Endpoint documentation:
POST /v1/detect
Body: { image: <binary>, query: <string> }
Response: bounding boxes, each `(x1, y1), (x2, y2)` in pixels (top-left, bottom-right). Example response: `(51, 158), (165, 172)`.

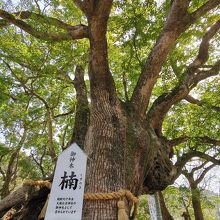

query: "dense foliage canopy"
(0, 0), (220, 219)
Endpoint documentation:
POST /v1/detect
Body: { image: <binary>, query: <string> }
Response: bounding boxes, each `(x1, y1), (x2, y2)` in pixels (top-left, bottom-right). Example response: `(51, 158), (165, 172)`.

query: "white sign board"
(148, 193), (162, 220)
(45, 143), (87, 220)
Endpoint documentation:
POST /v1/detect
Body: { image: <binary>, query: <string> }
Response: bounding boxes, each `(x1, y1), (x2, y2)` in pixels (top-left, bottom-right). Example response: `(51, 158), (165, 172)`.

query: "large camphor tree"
(0, 0), (220, 219)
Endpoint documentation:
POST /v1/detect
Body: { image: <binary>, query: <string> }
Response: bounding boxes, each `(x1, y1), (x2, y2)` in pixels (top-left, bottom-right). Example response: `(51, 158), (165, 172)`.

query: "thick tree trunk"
(81, 11), (175, 218)
(1, 1), (220, 219)
(82, 11), (127, 218)
(83, 104), (175, 219)
(83, 100), (127, 219)
(81, 14), (175, 217)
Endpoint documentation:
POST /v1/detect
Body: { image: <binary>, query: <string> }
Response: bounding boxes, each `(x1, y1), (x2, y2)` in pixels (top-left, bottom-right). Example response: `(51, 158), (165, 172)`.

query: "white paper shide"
(45, 143), (87, 220)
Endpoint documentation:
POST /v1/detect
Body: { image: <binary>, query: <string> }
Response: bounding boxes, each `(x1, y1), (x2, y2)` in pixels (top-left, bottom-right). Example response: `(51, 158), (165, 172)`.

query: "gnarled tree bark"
(0, 0), (220, 219)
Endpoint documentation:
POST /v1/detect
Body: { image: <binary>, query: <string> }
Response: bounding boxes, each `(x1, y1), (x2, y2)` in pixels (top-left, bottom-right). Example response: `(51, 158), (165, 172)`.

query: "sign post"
(45, 143), (87, 220)
(148, 193), (163, 220)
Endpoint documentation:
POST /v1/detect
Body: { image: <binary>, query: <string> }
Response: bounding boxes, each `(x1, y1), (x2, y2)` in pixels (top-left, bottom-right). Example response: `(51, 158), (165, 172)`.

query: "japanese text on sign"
(45, 143), (87, 220)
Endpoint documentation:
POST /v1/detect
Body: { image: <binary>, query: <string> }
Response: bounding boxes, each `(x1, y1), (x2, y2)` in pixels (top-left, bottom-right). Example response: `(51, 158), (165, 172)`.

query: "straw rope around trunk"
(84, 189), (139, 220)
(23, 180), (139, 220)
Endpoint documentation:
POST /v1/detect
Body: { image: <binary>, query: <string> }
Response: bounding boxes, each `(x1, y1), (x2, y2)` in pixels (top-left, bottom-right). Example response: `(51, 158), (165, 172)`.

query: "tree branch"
(0, 127), (27, 198)
(146, 20), (220, 134)
(30, 148), (46, 178)
(54, 109), (75, 119)
(3, 60), (58, 162)
(95, 0), (113, 17)
(196, 136), (220, 146)
(130, 0), (191, 117)
(195, 163), (216, 184)
(2, 60), (50, 108)
(183, 161), (215, 187)
(167, 136), (189, 147)
(122, 72), (129, 102)
(192, 59), (220, 84)
(70, 66), (89, 148)
(191, 161), (209, 174)
(0, 166), (6, 181)
(0, 9), (88, 41)
(73, 0), (87, 13)
(191, 0), (220, 22)
(86, 0), (118, 106)
(167, 135), (220, 147)
(74, 0), (113, 17)
(184, 95), (220, 112)
(10, 11), (77, 29)
(190, 20), (220, 67)
(131, 0), (220, 118)
(175, 151), (220, 178)
(47, 108), (57, 162)
(0, 19), (8, 27)
(61, 125), (69, 150)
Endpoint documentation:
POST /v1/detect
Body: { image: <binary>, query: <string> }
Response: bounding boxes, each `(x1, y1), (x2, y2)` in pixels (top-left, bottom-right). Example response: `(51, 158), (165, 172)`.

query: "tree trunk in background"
(191, 186), (204, 220)
(158, 191), (174, 220)
(184, 173), (204, 220)
(0, 129), (27, 199)
(182, 212), (191, 220)
(181, 197), (192, 220)
(0, 153), (18, 198)
(47, 108), (57, 162)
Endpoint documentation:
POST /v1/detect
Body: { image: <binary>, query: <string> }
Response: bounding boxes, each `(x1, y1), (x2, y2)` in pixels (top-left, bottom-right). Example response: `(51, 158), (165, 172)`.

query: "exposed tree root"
(0, 181), (50, 220)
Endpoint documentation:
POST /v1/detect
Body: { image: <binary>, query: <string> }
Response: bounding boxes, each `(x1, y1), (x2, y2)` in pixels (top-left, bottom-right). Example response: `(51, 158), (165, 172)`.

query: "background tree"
(182, 161), (217, 220)
(0, 0), (220, 219)
(161, 182), (220, 220)
(158, 191), (174, 220)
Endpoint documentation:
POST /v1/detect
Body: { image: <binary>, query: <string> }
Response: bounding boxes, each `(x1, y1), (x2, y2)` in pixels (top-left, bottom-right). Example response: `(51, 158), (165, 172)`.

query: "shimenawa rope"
(23, 180), (139, 220)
